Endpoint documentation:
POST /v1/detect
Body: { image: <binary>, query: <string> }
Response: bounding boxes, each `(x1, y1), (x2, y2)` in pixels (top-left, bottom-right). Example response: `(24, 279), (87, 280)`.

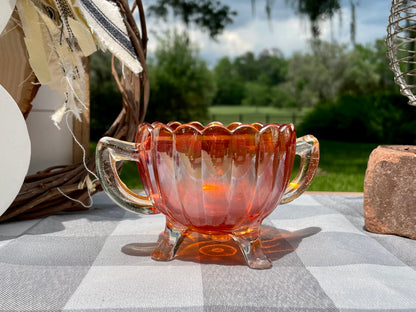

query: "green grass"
(208, 105), (311, 126)
(209, 106), (311, 115)
(90, 141), (143, 190)
(91, 137), (378, 193)
(119, 161), (142, 189)
(306, 140), (378, 192)
(207, 106), (377, 192)
(118, 140), (377, 192)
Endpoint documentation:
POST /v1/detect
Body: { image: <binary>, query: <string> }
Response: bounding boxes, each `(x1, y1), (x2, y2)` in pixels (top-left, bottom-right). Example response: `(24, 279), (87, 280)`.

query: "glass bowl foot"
(231, 230), (272, 269)
(151, 222), (187, 261)
(151, 222), (272, 269)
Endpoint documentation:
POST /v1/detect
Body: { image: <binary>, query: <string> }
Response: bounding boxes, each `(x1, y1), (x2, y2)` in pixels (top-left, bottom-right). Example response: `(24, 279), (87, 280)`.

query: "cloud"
(144, 0), (391, 66)
(194, 16), (317, 65)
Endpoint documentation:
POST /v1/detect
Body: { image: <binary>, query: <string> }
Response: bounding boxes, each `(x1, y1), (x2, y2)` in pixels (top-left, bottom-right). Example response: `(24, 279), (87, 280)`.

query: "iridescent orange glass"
(96, 121), (319, 269)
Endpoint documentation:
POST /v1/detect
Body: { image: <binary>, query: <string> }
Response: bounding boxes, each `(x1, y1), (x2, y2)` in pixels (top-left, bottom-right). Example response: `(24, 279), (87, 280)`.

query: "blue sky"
(144, 0), (391, 65)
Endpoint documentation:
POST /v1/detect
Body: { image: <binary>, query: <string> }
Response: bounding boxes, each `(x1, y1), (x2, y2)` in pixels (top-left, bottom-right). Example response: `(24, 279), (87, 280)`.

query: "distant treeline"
(90, 30), (416, 144)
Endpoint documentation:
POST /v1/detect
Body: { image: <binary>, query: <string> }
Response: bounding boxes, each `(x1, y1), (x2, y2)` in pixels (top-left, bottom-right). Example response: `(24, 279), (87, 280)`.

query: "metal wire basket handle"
(386, 0), (416, 106)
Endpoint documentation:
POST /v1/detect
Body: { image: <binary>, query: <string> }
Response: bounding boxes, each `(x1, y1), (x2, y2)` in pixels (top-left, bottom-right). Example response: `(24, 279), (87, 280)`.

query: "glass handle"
(95, 136), (158, 215)
(281, 135), (320, 204)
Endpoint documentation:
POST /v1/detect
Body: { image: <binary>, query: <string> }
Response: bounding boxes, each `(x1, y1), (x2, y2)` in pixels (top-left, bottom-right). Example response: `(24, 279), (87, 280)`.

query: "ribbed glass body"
(135, 121), (296, 235)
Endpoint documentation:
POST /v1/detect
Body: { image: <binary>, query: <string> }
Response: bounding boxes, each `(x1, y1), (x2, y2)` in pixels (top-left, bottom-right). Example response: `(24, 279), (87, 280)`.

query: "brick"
(364, 145), (416, 239)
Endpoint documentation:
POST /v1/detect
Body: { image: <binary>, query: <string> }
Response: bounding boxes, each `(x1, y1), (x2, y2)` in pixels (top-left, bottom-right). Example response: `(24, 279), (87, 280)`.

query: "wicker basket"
(0, 0), (149, 222)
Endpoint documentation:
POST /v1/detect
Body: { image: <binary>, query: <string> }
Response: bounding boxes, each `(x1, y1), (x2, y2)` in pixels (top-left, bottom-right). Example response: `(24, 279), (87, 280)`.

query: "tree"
(257, 49), (288, 85)
(284, 42), (345, 108)
(372, 39), (396, 90)
(340, 43), (381, 95)
(283, 40), (386, 109)
(212, 57), (245, 105)
(148, 0), (356, 41)
(286, 0), (341, 38)
(242, 81), (270, 107)
(212, 49), (289, 107)
(237, 49), (289, 107)
(234, 52), (259, 82)
(147, 0), (236, 38)
(269, 85), (297, 108)
(145, 30), (216, 123)
(232, 49), (287, 85)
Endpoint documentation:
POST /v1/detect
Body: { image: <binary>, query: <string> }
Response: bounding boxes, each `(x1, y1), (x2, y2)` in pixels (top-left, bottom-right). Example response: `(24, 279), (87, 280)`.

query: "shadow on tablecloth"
(121, 225), (321, 267)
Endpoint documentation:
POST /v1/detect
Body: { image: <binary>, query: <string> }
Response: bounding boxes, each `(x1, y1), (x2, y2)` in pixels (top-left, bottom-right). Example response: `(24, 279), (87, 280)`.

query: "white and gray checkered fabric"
(1, 193), (416, 311)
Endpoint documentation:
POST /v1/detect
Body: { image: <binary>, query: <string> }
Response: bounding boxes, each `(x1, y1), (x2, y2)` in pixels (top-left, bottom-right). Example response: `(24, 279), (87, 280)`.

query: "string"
(57, 185), (94, 208)
(56, 111), (99, 208)
(64, 73), (88, 111)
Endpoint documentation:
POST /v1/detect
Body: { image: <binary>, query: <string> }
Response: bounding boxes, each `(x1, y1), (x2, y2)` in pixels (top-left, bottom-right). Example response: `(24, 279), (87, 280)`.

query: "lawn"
(209, 106), (311, 115)
(208, 105), (311, 126)
(93, 139), (378, 193)
(306, 140), (378, 192)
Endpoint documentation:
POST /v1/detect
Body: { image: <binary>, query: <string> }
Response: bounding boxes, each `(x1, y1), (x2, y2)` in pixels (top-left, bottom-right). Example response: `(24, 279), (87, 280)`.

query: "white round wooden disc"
(0, 0), (16, 35)
(0, 84), (31, 216)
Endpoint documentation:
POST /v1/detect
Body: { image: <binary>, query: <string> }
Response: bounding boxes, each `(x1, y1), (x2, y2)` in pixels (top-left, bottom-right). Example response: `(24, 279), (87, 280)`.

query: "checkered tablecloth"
(1, 192), (416, 311)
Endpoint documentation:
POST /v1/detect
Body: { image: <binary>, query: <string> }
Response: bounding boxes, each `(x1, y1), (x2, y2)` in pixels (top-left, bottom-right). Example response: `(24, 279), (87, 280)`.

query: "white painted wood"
(26, 85), (74, 174)
(0, 84), (31, 215)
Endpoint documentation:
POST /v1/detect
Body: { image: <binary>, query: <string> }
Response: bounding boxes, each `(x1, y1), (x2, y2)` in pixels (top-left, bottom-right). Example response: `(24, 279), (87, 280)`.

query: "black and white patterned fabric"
(1, 193), (415, 311)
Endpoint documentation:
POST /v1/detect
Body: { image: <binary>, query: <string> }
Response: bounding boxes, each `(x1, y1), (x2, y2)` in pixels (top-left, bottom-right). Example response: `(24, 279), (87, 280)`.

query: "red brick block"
(364, 145), (416, 239)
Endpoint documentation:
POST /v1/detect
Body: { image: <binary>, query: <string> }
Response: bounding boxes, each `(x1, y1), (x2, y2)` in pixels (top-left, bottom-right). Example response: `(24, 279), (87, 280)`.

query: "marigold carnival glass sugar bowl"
(96, 121), (319, 269)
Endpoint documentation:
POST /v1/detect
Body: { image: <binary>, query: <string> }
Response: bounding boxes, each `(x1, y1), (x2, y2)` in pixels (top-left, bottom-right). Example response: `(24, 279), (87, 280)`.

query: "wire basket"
(387, 0), (416, 105)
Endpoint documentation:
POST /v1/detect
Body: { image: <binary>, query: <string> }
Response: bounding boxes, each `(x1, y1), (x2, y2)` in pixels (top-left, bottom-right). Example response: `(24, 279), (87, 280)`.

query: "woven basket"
(0, 0), (149, 222)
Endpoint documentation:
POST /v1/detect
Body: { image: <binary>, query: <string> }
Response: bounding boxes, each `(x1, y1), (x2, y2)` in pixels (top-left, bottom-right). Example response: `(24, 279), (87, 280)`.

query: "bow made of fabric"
(15, 0), (142, 126)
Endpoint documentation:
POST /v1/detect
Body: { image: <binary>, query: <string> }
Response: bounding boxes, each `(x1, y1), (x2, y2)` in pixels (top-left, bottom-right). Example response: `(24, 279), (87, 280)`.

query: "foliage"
(89, 37), (400, 144)
(145, 30), (216, 123)
(212, 49), (288, 107)
(89, 51), (122, 141)
(269, 85), (297, 108)
(211, 40), (393, 110)
(147, 0), (236, 38)
(286, 0), (341, 37)
(256, 49), (288, 85)
(339, 45), (381, 95)
(212, 57), (245, 105)
(372, 39), (396, 89)
(286, 41), (351, 108)
(283, 40), (396, 109)
(147, 0), (352, 40)
(233, 50), (287, 85)
(298, 92), (416, 144)
(242, 82), (270, 107)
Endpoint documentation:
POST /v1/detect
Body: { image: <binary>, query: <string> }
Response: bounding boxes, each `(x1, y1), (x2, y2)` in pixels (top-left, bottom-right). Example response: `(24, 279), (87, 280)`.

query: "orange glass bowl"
(96, 121), (319, 269)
